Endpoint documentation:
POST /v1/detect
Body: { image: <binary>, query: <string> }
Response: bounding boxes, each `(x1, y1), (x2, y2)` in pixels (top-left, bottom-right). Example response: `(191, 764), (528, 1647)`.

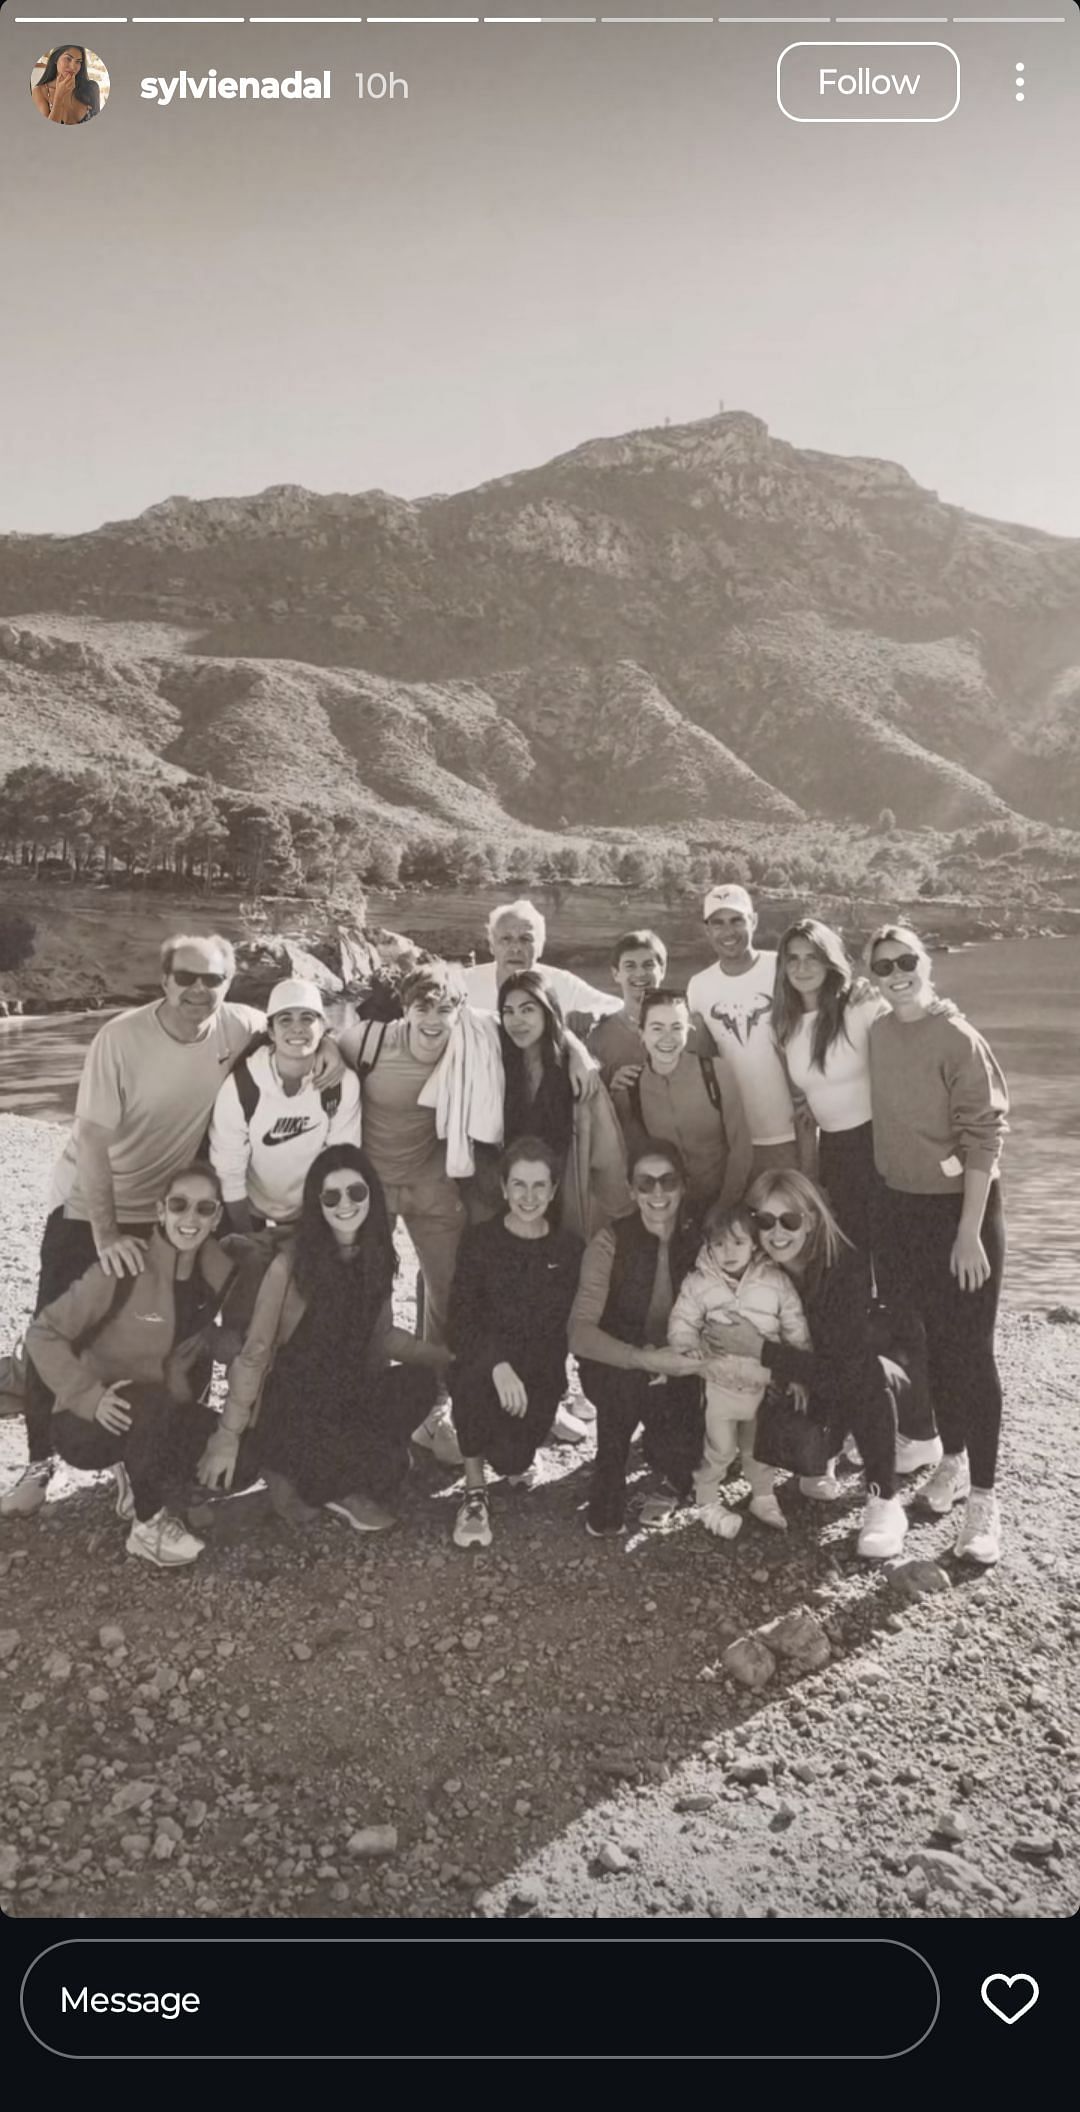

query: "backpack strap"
(699, 1056), (725, 1119)
(354, 1019), (390, 1080)
(79, 1266), (140, 1351)
(232, 1054), (259, 1128)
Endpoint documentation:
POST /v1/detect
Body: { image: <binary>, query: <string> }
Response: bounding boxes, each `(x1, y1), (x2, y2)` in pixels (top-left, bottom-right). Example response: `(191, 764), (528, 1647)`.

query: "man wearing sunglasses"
(4, 934), (266, 1518)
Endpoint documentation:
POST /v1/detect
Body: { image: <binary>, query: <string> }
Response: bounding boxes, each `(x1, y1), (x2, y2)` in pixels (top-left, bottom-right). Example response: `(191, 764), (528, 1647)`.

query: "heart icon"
(980, 1974), (1040, 2025)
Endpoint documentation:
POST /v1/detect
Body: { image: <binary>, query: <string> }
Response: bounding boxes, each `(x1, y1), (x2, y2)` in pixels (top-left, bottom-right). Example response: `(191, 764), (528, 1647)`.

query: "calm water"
(0, 937), (1076, 1309)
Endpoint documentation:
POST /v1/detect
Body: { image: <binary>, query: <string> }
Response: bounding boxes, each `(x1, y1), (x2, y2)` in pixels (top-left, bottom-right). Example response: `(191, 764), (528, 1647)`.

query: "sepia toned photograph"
(0, 7), (1077, 1933)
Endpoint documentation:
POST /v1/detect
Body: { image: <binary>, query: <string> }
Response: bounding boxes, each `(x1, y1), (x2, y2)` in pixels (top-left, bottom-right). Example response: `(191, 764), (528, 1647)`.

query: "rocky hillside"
(3, 411), (1080, 834)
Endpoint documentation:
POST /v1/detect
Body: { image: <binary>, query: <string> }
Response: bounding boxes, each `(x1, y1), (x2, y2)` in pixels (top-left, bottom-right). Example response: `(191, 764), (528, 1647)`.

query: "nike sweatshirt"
(209, 1046), (362, 1222)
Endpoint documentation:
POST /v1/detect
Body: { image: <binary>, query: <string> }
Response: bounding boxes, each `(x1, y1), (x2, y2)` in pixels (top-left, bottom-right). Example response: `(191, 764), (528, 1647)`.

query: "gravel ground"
(1, 1113), (1078, 1922)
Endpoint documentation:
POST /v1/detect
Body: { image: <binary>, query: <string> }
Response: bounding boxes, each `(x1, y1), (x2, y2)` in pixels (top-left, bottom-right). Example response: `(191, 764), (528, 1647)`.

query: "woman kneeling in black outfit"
(196, 1145), (448, 1532)
(571, 1141), (705, 1538)
(449, 1137), (583, 1549)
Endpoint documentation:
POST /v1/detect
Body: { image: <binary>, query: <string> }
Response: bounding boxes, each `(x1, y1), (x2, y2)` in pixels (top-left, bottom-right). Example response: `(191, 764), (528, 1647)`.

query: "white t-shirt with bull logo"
(686, 951), (794, 1148)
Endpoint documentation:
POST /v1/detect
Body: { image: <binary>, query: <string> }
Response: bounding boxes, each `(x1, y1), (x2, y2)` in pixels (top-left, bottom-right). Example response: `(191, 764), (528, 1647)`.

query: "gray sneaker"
(453, 1489), (493, 1550)
(126, 1511), (204, 1568)
(325, 1493), (396, 1533)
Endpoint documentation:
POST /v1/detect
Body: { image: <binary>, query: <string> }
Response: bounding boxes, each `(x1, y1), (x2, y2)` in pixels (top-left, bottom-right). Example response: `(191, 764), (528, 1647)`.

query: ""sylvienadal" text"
(139, 71), (410, 106)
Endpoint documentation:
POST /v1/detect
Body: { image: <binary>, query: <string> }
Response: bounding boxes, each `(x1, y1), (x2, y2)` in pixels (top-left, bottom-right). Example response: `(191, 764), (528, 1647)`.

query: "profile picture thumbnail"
(31, 45), (110, 126)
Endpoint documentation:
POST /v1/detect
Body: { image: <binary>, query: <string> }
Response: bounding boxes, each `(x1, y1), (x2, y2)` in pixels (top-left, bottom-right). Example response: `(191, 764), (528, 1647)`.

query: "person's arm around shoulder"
(327, 1067), (363, 1149)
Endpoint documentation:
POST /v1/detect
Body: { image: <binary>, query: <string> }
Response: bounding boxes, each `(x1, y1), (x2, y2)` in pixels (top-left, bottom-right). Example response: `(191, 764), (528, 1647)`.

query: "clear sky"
(2, 4), (1079, 536)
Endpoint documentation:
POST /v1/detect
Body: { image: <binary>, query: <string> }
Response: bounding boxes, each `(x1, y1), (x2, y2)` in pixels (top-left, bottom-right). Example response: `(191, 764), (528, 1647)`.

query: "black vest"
(597, 1209), (700, 1348)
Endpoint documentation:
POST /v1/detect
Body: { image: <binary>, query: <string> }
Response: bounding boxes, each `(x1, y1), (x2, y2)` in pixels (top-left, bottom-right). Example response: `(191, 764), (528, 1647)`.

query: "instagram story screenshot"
(0, 0), (1076, 2069)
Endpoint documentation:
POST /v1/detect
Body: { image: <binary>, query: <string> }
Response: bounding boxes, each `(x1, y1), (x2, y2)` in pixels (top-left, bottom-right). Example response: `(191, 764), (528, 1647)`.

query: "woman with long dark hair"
(196, 1144), (448, 1531)
(772, 919), (886, 1270)
(570, 1140), (705, 1536)
(498, 970), (630, 1241)
(33, 46), (100, 123)
(864, 924), (1009, 1565)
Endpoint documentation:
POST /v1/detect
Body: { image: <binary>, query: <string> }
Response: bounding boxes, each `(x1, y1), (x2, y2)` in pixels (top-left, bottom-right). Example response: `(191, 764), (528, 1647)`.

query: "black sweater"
(448, 1217), (583, 1381)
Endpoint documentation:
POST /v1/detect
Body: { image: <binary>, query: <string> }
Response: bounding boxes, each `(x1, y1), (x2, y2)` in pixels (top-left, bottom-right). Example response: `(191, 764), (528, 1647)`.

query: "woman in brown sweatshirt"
(27, 1163), (236, 1569)
(865, 925), (1009, 1566)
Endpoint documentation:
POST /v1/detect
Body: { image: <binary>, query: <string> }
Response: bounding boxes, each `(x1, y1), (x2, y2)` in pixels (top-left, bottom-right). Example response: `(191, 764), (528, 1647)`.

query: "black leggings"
(579, 1363), (705, 1533)
(451, 1356), (565, 1476)
(253, 1362), (437, 1509)
(872, 1183), (1005, 1489)
(52, 1384), (215, 1522)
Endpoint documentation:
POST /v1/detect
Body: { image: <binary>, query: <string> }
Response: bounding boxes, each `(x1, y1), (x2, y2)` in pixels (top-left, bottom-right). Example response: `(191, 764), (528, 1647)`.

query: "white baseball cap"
(703, 884), (754, 920)
(267, 978), (326, 1018)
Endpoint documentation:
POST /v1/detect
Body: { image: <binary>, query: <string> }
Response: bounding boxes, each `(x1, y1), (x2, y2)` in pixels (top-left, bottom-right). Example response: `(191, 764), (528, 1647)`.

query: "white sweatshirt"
(209, 1046), (362, 1223)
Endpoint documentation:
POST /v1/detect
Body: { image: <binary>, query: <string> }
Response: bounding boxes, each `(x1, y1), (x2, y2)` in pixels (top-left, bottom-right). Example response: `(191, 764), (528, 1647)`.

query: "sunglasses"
(870, 952), (920, 977)
(170, 969), (228, 989)
(752, 1209), (805, 1233)
(320, 1181), (369, 1208)
(633, 1172), (682, 1195)
(165, 1195), (219, 1219)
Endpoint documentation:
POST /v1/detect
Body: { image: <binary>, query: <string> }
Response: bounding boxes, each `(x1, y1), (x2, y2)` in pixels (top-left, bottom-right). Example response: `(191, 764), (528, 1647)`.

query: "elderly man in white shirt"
(463, 899), (622, 1023)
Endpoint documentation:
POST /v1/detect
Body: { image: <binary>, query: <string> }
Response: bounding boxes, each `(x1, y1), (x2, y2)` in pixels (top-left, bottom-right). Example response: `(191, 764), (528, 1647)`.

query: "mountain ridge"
(2, 409), (1079, 837)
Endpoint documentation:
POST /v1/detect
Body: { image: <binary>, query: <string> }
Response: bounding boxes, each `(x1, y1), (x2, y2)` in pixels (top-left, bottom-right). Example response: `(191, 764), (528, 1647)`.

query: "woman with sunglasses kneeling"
(197, 1146), (449, 1532)
(570, 1143), (705, 1537)
(448, 1138), (584, 1550)
(865, 926), (1009, 1566)
(706, 1172), (912, 1559)
(26, 1164), (237, 1568)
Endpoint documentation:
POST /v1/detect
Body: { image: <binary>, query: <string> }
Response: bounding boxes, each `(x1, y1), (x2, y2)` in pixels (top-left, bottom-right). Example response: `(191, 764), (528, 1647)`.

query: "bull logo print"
(708, 992), (773, 1047)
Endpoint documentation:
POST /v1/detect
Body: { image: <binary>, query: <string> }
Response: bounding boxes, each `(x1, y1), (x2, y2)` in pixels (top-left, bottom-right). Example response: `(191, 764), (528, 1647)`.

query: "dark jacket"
(758, 1244), (887, 1423)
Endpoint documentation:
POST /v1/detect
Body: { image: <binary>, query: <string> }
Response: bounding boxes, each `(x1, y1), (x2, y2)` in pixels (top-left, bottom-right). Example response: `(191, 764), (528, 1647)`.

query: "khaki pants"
(382, 1175), (467, 1348)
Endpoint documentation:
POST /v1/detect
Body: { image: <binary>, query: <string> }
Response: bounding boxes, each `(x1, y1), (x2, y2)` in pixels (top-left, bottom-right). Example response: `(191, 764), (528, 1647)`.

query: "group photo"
(2, 4), (1078, 1930)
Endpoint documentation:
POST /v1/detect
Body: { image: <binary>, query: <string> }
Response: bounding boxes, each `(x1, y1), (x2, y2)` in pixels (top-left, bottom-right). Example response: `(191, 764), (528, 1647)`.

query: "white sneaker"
(749, 1491), (788, 1533)
(0, 1460), (52, 1516)
(552, 1401), (589, 1445)
(799, 1472), (843, 1503)
(699, 1499), (743, 1541)
(412, 1403), (463, 1468)
(921, 1452), (970, 1516)
(113, 1462), (136, 1522)
(453, 1489), (493, 1550)
(842, 1434), (863, 1468)
(858, 1492), (908, 1561)
(126, 1510), (204, 1568)
(895, 1434), (944, 1476)
(954, 1490), (1001, 1566)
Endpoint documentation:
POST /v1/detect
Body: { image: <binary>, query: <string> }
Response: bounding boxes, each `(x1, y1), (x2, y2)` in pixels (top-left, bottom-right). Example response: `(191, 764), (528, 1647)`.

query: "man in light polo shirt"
(463, 899), (621, 1025)
(2, 933), (265, 1516)
(687, 885), (798, 1175)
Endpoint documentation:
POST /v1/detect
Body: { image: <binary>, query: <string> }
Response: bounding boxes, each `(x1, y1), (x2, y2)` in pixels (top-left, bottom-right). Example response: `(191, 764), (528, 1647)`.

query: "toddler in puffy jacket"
(668, 1202), (810, 1538)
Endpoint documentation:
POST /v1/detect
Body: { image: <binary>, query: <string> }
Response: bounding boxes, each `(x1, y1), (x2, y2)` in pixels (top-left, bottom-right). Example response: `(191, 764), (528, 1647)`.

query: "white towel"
(417, 1006), (504, 1178)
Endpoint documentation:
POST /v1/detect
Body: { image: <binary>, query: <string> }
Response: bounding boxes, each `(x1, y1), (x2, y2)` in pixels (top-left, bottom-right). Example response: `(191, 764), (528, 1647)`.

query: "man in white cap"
(209, 978), (362, 1234)
(687, 885), (797, 1173)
